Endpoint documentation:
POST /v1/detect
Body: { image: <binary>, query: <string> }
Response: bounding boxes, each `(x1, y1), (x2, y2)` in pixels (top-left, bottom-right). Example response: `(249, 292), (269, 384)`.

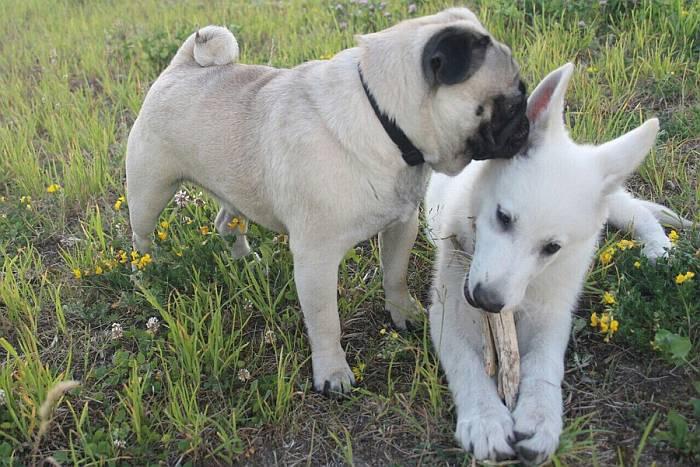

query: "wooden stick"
(481, 314), (497, 377)
(482, 309), (520, 410)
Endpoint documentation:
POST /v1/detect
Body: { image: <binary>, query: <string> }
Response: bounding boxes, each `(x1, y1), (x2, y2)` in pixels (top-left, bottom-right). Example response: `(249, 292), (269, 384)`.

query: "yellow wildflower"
(0, 196), (5, 202)
(227, 217), (246, 233)
(20, 195), (32, 204)
(199, 226), (210, 235)
(390, 330), (399, 340)
(175, 250), (183, 257)
(599, 247), (615, 265)
(114, 195), (126, 210)
(675, 271), (695, 285)
(616, 239), (636, 251)
(72, 268), (82, 279)
(137, 254), (152, 270)
(131, 250), (140, 262)
(95, 265), (103, 275)
(160, 220), (170, 229)
(351, 362), (366, 383)
(610, 320), (619, 332)
(319, 53), (333, 60)
(634, 261), (641, 269)
(668, 230), (679, 244)
(602, 292), (616, 306)
(117, 250), (128, 264)
(46, 183), (61, 193)
(599, 316), (609, 333)
(590, 312), (599, 327)
(586, 65), (598, 73)
(157, 230), (168, 241)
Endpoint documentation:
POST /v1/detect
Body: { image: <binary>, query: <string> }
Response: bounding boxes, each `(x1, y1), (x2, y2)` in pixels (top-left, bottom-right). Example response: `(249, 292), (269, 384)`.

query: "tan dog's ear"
(421, 27), (491, 86)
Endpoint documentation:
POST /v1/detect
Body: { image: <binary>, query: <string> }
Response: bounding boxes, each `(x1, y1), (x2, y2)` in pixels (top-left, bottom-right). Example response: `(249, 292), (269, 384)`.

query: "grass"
(0, 0), (698, 464)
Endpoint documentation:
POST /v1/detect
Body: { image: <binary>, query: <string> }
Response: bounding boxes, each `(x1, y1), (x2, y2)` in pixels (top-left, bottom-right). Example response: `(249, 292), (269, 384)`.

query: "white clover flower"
(238, 368), (251, 382)
(193, 191), (206, 207)
(0, 388), (6, 406)
(264, 329), (276, 345)
(111, 322), (123, 340)
(113, 439), (126, 449)
(173, 190), (190, 208)
(146, 317), (160, 335)
(408, 3), (417, 14)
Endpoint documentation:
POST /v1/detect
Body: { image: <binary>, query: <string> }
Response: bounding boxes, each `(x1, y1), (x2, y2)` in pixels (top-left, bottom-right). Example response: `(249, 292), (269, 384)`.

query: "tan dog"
(126, 8), (529, 396)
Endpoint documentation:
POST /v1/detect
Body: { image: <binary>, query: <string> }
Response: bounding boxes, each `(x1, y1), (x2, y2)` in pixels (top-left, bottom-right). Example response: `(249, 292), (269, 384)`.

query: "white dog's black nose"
(471, 283), (505, 313)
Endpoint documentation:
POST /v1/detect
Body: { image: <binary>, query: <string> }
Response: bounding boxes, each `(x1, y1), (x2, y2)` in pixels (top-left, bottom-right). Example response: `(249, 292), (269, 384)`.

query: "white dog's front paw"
(455, 405), (515, 461)
(312, 352), (355, 397)
(512, 397), (563, 465)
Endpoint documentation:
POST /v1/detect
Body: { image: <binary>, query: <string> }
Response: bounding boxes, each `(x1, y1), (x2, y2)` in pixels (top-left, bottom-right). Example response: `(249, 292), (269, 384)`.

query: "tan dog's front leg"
(292, 239), (354, 397)
(379, 208), (422, 329)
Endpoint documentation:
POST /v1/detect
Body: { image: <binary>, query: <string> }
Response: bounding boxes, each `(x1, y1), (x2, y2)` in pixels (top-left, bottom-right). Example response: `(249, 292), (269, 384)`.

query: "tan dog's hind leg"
(215, 208), (251, 258)
(126, 138), (179, 254)
(379, 208), (423, 330)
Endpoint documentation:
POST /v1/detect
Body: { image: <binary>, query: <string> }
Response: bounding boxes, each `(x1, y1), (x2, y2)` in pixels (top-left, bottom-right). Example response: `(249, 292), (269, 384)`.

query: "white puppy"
(426, 63), (692, 463)
(126, 10), (531, 396)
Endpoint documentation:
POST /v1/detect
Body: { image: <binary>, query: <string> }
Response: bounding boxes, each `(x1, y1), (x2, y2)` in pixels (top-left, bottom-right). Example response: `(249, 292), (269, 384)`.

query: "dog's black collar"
(358, 65), (425, 167)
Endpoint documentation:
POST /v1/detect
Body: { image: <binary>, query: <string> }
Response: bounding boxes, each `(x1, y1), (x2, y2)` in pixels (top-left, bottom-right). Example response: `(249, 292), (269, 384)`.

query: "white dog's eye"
(542, 242), (561, 255)
(496, 205), (511, 229)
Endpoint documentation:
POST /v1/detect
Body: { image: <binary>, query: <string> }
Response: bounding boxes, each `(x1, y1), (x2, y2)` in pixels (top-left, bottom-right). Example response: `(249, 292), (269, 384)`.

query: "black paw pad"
(516, 445), (543, 465)
(514, 430), (533, 442)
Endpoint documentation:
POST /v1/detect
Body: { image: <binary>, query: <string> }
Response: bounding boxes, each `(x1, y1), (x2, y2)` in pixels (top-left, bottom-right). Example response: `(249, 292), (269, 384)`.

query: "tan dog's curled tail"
(171, 26), (239, 67)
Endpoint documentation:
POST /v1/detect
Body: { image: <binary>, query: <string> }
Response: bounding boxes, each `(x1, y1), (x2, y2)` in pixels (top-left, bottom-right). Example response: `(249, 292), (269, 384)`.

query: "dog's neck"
(357, 65), (425, 167)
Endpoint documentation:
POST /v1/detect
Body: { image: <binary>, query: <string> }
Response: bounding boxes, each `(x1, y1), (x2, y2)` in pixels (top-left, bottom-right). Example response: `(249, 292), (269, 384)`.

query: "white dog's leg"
(607, 189), (671, 260)
(511, 309), (571, 465)
(291, 237), (354, 396)
(379, 208), (422, 329)
(431, 300), (515, 461)
(215, 208), (251, 258)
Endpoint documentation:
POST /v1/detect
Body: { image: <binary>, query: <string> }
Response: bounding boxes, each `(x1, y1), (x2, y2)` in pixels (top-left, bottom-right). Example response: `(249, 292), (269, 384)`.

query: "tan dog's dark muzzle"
(470, 83), (530, 160)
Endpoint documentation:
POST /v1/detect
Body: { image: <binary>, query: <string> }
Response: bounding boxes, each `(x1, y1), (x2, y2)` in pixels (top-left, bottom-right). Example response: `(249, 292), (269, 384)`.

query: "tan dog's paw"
(386, 295), (424, 331)
(230, 237), (251, 259)
(312, 352), (355, 398)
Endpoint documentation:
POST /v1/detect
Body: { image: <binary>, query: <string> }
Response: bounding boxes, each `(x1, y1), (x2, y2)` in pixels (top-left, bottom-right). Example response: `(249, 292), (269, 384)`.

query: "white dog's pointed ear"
(526, 63), (575, 137)
(597, 118), (660, 195)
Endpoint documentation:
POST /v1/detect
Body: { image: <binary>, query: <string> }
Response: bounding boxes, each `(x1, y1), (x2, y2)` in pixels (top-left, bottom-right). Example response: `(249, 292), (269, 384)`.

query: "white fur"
(427, 63), (692, 463)
(126, 9), (526, 396)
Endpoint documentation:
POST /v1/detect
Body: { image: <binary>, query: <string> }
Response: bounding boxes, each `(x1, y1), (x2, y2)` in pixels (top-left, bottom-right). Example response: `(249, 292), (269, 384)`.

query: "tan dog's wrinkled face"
(358, 8), (529, 174)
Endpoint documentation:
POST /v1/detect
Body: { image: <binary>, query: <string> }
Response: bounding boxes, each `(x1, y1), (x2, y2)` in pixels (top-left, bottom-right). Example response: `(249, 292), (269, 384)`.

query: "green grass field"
(0, 0), (698, 465)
